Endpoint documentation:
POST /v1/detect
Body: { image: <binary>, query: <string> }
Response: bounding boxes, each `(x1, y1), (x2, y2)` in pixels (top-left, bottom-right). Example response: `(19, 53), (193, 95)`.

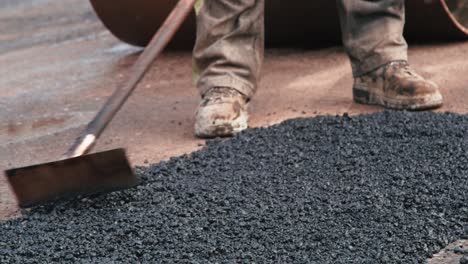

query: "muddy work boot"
(353, 61), (443, 110)
(195, 87), (249, 138)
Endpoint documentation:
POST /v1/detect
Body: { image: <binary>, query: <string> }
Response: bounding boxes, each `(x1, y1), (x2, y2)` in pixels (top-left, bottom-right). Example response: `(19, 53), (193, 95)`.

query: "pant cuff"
(352, 51), (408, 77)
(197, 75), (256, 99)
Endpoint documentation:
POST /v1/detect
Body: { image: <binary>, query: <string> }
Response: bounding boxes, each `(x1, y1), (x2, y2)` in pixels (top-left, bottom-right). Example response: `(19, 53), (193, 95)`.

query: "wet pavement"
(0, 0), (467, 262)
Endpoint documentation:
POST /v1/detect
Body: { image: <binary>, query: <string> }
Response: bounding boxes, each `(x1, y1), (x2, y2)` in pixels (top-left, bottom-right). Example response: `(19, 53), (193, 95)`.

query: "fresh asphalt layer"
(0, 111), (467, 263)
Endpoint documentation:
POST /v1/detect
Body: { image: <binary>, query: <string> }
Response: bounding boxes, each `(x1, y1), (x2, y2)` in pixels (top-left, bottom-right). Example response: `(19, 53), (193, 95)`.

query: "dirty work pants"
(193, 0), (408, 99)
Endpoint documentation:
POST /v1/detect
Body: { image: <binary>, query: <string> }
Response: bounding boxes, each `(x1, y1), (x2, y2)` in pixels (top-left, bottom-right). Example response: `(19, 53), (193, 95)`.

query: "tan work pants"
(193, 0), (408, 99)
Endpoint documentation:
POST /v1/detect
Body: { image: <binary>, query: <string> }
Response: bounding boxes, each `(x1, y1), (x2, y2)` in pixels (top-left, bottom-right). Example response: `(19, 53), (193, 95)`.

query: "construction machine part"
(90, 0), (468, 48)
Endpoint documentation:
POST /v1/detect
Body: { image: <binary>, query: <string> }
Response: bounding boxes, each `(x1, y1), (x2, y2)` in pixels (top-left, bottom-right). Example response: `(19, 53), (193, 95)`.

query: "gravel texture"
(1, 111), (467, 263)
(461, 256), (468, 264)
(456, 244), (468, 264)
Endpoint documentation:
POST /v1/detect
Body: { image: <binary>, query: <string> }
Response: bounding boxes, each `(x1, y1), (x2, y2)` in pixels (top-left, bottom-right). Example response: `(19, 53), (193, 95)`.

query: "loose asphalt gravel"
(1, 111), (467, 263)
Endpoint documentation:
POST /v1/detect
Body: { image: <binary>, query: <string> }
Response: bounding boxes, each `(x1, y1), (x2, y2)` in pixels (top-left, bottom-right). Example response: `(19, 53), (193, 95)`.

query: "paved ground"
(0, 0), (467, 262)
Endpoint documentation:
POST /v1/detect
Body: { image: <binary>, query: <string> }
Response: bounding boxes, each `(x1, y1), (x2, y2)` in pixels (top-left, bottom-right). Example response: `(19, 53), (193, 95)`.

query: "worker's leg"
(336, 0), (443, 110)
(193, 0), (264, 138)
(336, 0), (407, 76)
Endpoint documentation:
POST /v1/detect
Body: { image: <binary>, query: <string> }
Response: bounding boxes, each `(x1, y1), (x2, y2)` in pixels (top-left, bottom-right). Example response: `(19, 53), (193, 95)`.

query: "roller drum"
(89, 0), (468, 48)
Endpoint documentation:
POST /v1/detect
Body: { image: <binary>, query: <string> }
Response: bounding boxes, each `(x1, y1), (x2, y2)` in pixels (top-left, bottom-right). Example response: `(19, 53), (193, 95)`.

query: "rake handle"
(64, 0), (197, 158)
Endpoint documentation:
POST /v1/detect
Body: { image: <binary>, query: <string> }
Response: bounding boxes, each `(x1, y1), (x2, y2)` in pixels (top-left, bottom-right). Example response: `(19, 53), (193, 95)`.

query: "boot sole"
(195, 124), (246, 139)
(353, 88), (443, 111)
(194, 112), (249, 139)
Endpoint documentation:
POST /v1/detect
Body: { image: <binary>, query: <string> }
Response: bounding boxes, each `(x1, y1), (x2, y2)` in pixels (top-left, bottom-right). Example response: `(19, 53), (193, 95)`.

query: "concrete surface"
(0, 0), (467, 262)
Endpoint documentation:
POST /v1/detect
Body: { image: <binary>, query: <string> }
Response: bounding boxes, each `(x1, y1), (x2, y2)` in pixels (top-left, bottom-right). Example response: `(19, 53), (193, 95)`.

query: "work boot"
(353, 61), (443, 110)
(195, 87), (249, 138)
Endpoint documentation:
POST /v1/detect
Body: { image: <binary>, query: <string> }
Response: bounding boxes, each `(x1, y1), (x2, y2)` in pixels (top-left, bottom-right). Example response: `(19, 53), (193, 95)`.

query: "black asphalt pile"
(1, 111), (467, 263)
